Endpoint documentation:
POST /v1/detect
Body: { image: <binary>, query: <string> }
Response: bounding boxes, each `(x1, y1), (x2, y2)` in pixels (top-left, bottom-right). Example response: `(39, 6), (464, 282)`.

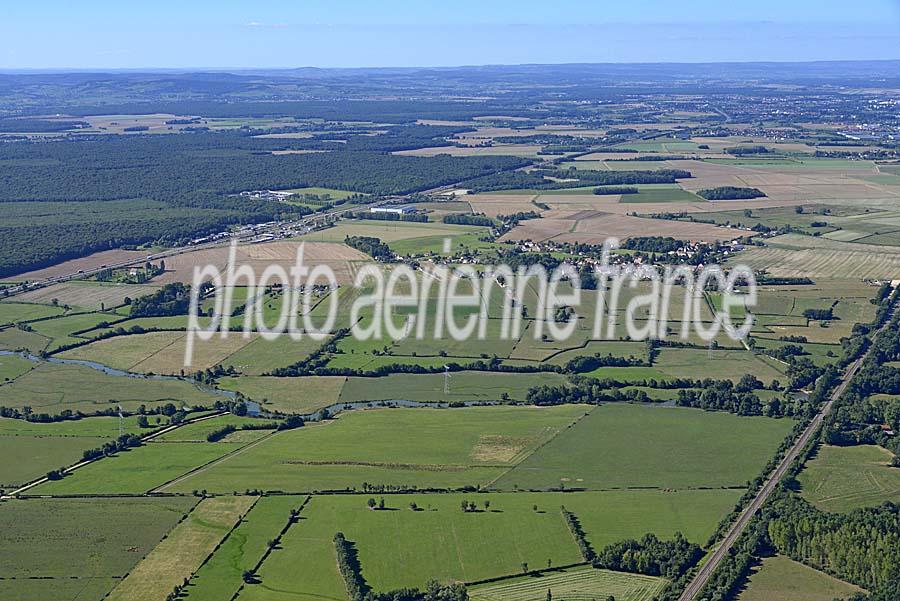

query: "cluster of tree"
(82, 433), (143, 462)
(765, 343), (809, 363)
(442, 214), (495, 227)
(696, 186), (766, 200)
(767, 495), (900, 593)
(353, 211), (428, 223)
(592, 186), (639, 195)
(129, 283), (191, 317)
(621, 236), (686, 253)
(802, 307), (834, 320)
(675, 378), (803, 418)
(206, 424), (236, 442)
(0, 118), (90, 132)
(464, 168), (691, 192)
(496, 211), (541, 227)
(564, 353), (646, 373)
(593, 533), (703, 580)
(560, 507), (595, 562)
(724, 145), (770, 155)
(344, 236), (394, 262)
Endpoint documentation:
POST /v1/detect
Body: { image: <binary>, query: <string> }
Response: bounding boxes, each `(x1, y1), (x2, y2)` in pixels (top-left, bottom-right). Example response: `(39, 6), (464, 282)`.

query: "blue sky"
(3, 1), (900, 69)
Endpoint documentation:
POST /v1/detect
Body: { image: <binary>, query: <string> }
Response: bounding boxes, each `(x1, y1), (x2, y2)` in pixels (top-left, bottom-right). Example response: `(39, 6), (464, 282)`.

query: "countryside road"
(677, 300), (895, 601)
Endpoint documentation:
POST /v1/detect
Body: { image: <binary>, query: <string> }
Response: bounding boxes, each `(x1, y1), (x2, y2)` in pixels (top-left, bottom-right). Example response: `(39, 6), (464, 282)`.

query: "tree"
(483, 500), (490, 511)
(521, 562), (529, 574)
(378, 497), (385, 510)
(546, 590), (552, 601)
(136, 415), (150, 428)
(242, 570), (255, 584)
(367, 498), (377, 510)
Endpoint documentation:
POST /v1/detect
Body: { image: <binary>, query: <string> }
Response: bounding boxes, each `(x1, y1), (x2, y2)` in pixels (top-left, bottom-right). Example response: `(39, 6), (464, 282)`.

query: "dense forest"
(697, 186), (766, 200)
(0, 127), (527, 275)
(464, 168), (691, 192)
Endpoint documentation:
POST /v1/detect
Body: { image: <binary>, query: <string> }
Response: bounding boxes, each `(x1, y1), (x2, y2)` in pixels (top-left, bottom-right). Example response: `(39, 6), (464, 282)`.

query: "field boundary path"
(677, 297), (897, 601)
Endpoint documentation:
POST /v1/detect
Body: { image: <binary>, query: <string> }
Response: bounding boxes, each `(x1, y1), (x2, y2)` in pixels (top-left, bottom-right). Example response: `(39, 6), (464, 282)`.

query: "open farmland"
(163, 405), (588, 493)
(471, 566), (667, 601)
(492, 403), (795, 490)
(106, 496), (256, 601)
(738, 555), (864, 601)
(797, 445), (900, 513)
(13, 281), (161, 310)
(0, 361), (222, 414)
(0, 496), (196, 599)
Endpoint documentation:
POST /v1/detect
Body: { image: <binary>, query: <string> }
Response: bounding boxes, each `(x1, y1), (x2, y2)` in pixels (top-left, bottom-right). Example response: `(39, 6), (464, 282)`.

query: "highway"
(677, 299), (894, 601)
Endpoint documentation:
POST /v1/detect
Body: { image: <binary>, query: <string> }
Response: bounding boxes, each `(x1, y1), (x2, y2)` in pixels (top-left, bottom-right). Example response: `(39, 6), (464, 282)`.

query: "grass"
(470, 565), (667, 601)
(27, 311), (117, 351)
(0, 434), (108, 488)
(0, 362), (221, 415)
(107, 496), (256, 601)
(492, 404), (795, 490)
(0, 353), (33, 381)
(165, 405), (588, 493)
(0, 496), (196, 579)
(31, 439), (246, 494)
(256, 490), (736, 592)
(0, 326), (50, 353)
(738, 555), (864, 601)
(153, 414), (275, 442)
(0, 302), (65, 326)
(184, 495), (307, 601)
(798, 444), (900, 512)
(338, 371), (568, 403)
(218, 375), (347, 413)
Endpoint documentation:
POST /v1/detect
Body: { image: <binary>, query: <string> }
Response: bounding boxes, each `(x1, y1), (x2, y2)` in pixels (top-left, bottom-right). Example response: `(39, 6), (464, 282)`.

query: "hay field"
(737, 246), (900, 279)
(468, 193), (542, 217)
(471, 566), (667, 601)
(13, 281), (161, 310)
(500, 209), (741, 243)
(152, 240), (368, 285)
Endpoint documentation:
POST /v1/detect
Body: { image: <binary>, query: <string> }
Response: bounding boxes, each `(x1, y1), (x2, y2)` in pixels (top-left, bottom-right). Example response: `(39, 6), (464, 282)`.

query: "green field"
(738, 555), (864, 601)
(251, 489), (736, 593)
(0, 302), (65, 326)
(798, 444), (900, 512)
(218, 375), (347, 413)
(31, 439), (247, 494)
(0, 434), (107, 488)
(0, 497), (196, 590)
(338, 371), (568, 403)
(185, 495), (307, 601)
(471, 566), (667, 601)
(165, 405), (588, 493)
(0, 361), (221, 415)
(492, 403), (795, 490)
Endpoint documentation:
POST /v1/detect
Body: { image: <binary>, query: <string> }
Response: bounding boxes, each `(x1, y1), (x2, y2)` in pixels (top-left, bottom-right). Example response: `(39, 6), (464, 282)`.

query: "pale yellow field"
(106, 496), (256, 601)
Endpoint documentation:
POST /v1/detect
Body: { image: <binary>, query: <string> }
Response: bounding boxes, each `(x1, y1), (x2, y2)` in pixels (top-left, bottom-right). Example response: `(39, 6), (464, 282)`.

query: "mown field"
(738, 555), (864, 601)
(797, 444), (900, 512)
(492, 403), (795, 490)
(470, 566), (667, 601)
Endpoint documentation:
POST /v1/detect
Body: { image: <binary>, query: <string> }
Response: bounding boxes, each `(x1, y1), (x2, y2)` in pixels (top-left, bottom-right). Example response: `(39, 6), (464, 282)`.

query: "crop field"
(0, 353), (33, 381)
(298, 220), (480, 243)
(13, 281), (161, 310)
(738, 555), (864, 601)
(470, 566), (668, 601)
(737, 245), (900, 279)
(152, 240), (367, 285)
(0, 496), (196, 599)
(164, 405), (588, 493)
(0, 361), (221, 414)
(10, 248), (149, 281)
(106, 496), (256, 601)
(797, 444), (900, 512)
(492, 404), (795, 490)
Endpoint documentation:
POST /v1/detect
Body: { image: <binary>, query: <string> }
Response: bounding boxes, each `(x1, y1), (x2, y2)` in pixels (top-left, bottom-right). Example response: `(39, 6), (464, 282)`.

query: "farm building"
(371, 205), (416, 215)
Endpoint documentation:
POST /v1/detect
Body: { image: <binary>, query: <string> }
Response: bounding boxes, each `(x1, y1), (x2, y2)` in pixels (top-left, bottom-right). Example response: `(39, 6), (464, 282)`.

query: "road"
(677, 301), (894, 600)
